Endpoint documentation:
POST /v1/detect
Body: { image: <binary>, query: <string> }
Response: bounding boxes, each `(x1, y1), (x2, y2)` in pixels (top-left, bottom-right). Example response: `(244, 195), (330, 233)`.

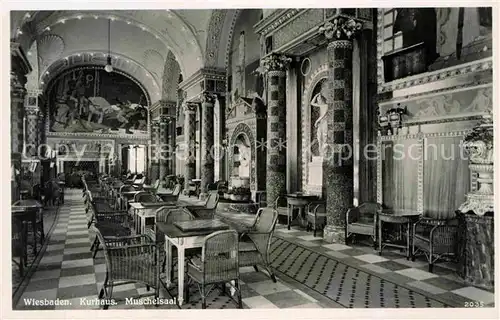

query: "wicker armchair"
(412, 217), (458, 272)
(185, 230), (242, 309)
(185, 192), (219, 219)
(158, 184), (181, 203)
(93, 227), (161, 309)
(306, 201), (327, 237)
(345, 202), (382, 247)
(87, 193), (131, 258)
(238, 207), (279, 282)
(134, 191), (158, 203)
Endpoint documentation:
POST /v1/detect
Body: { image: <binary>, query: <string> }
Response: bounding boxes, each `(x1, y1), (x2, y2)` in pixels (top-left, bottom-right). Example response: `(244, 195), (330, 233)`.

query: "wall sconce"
(378, 114), (389, 128)
(379, 103), (407, 133)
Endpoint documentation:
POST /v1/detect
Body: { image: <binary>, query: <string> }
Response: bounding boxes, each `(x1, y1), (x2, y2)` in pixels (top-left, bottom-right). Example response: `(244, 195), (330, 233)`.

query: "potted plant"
(228, 186), (251, 202)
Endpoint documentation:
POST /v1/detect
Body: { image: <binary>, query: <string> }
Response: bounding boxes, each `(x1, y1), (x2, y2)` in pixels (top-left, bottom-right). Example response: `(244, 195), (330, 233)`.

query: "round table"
(377, 210), (421, 259)
(286, 193), (318, 230)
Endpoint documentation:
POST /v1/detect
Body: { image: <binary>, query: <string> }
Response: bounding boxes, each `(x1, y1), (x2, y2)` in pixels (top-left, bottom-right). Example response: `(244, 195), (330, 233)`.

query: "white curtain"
(128, 147), (136, 173)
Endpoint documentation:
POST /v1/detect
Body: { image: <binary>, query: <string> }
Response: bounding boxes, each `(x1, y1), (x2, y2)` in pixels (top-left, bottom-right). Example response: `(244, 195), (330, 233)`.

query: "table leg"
(406, 222), (410, 260)
(140, 216), (146, 235)
(165, 241), (172, 287)
(177, 245), (185, 306)
(287, 204), (292, 230)
(378, 218), (383, 256)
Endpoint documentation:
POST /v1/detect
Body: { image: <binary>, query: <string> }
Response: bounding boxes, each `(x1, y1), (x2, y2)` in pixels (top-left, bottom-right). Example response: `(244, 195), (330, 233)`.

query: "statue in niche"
(236, 136), (251, 178)
(310, 81), (328, 158)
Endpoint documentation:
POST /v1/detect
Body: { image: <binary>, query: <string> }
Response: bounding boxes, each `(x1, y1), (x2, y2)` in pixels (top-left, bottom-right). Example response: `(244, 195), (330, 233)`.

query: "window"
(382, 9), (403, 54)
(127, 145), (145, 174)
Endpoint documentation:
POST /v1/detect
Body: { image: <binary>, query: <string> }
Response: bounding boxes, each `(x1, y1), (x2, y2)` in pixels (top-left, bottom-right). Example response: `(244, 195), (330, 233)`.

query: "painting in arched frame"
(47, 66), (149, 135)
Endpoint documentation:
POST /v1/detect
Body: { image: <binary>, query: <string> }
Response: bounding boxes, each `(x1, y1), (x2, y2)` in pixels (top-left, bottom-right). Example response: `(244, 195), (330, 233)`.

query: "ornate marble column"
(319, 18), (362, 243)
(150, 119), (160, 181)
(11, 71), (26, 157)
(260, 53), (291, 207)
(158, 115), (171, 180)
(24, 105), (40, 157)
(183, 102), (197, 191)
(200, 91), (216, 197)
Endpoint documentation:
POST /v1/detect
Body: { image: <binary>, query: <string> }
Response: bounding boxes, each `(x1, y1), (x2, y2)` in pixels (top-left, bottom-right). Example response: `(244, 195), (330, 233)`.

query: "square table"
(128, 202), (177, 234)
(157, 219), (230, 306)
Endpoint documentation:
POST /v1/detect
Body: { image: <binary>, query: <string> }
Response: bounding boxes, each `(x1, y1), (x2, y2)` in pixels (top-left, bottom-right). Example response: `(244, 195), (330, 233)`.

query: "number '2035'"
(464, 301), (485, 307)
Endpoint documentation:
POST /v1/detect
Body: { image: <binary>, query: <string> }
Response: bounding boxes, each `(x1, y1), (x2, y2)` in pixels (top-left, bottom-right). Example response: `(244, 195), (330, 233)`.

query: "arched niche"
(228, 123), (256, 190)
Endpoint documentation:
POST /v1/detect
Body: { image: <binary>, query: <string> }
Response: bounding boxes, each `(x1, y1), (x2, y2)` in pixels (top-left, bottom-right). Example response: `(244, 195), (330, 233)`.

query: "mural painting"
(47, 67), (148, 134)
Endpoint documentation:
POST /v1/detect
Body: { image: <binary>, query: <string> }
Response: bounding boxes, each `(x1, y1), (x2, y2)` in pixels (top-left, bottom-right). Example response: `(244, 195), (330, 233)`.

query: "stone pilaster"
(150, 119), (160, 181)
(24, 105), (39, 157)
(319, 17), (363, 244)
(200, 91), (216, 196)
(260, 53), (291, 207)
(183, 103), (197, 191)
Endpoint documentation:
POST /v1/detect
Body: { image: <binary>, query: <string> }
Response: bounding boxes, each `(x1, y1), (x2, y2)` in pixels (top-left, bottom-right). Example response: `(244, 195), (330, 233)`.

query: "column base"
(323, 224), (346, 244)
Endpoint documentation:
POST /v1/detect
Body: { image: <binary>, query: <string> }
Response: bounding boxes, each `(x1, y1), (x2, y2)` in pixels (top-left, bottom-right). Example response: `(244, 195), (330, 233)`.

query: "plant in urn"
(459, 111), (494, 216)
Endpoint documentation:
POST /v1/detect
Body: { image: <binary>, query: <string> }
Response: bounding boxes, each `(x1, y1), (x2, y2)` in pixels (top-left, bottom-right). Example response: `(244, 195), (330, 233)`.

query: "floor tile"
(59, 274), (96, 288)
(297, 235), (324, 241)
(61, 258), (94, 269)
(264, 290), (313, 308)
(423, 276), (466, 291)
(30, 269), (62, 281)
(451, 287), (495, 304)
(45, 244), (66, 252)
(240, 271), (273, 283)
(353, 254), (389, 264)
(293, 289), (318, 303)
(292, 303), (322, 308)
(63, 251), (93, 261)
(372, 260), (410, 271)
(247, 280), (291, 296)
(297, 241), (321, 247)
(392, 258), (427, 268)
(57, 284), (98, 299)
(25, 277), (60, 292)
(65, 237), (90, 244)
(239, 266), (256, 274)
(63, 246), (91, 255)
(39, 254), (64, 265)
(359, 263), (391, 274)
(60, 265), (96, 278)
(396, 268), (439, 281)
(407, 281), (446, 294)
(242, 296), (278, 308)
(323, 250), (349, 259)
(321, 243), (351, 251)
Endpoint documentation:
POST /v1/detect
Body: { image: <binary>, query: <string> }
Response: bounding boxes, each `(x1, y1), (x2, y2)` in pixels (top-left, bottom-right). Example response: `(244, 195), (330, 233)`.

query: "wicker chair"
(134, 191), (158, 203)
(345, 202), (382, 247)
(87, 192), (131, 258)
(306, 201), (327, 237)
(273, 196), (289, 228)
(185, 230), (242, 309)
(238, 207), (279, 282)
(93, 226), (161, 309)
(411, 217), (458, 272)
(158, 184), (181, 203)
(186, 192), (220, 219)
(12, 218), (26, 277)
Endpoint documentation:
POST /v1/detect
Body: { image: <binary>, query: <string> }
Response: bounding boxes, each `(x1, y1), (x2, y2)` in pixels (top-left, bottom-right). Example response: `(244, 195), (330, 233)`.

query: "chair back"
(254, 207), (279, 233)
(201, 230), (239, 284)
(134, 192), (157, 203)
(205, 192), (220, 209)
(156, 207), (194, 224)
(120, 185), (137, 193)
(273, 196), (287, 209)
(153, 179), (160, 190)
(358, 202), (382, 214)
(171, 184), (181, 196)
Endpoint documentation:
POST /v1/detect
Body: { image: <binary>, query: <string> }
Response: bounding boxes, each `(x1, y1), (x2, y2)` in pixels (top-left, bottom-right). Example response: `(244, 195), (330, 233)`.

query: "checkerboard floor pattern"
(16, 190), (330, 310)
(15, 189), (495, 310)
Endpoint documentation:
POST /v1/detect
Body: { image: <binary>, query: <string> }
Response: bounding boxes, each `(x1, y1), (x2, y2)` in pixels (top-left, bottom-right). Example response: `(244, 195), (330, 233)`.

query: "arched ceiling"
(11, 9), (217, 102)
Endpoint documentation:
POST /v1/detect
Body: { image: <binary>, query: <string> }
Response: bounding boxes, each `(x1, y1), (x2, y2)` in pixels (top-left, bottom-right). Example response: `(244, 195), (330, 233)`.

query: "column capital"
(201, 91), (216, 105)
(159, 115), (174, 124)
(259, 53), (292, 74)
(319, 17), (363, 42)
(25, 105), (40, 117)
(183, 102), (198, 114)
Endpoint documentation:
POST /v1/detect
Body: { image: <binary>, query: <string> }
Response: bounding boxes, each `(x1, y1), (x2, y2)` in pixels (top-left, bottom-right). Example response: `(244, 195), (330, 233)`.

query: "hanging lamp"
(104, 18), (113, 73)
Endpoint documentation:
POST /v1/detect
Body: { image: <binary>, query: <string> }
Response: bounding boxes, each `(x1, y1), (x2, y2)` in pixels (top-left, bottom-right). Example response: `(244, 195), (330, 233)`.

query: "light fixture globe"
(105, 55), (113, 73)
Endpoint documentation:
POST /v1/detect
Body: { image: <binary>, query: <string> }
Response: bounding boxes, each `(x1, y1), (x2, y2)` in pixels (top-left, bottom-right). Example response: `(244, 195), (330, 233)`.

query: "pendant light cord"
(108, 18), (111, 56)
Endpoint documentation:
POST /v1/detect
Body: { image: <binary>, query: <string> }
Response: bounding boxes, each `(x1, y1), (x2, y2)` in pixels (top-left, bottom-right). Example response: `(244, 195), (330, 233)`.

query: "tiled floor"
(14, 189), (495, 310)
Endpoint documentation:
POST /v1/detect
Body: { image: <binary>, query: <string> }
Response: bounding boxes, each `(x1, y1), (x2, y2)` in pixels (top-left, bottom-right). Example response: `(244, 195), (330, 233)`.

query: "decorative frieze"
(319, 18), (363, 41)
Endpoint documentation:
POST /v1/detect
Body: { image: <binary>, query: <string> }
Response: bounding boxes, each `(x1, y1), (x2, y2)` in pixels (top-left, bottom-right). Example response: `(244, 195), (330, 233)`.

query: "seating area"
(8, 6), (495, 316)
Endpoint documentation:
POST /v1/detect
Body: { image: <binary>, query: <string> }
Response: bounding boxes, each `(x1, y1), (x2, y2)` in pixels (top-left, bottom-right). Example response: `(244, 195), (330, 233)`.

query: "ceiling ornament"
(204, 10), (226, 67)
(37, 34), (64, 69)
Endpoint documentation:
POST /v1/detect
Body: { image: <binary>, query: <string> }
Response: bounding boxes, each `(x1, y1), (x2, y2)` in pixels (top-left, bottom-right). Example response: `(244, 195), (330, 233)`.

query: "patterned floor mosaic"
(14, 189), (495, 310)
